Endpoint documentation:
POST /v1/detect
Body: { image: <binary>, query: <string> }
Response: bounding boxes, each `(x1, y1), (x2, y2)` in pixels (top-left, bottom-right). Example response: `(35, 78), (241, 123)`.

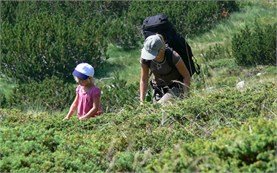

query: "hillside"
(0, 1), (276, 172)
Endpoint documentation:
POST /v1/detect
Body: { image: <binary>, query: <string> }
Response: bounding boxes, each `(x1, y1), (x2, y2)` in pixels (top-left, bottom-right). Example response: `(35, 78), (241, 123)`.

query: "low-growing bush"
(7, 76), (75, 111)
(1, 1), (109, 83)
(100, 77), (139, 112)
(0, 77), (16, 108)
(232, 23), (276, 66)
(0, 82), (275, 172)
(0, 1), (240, 82)
(4, 76), (139, 113)
(98, 1), (239, 48)
(204, 44), (232, 61)
(147, 118), (276, 172)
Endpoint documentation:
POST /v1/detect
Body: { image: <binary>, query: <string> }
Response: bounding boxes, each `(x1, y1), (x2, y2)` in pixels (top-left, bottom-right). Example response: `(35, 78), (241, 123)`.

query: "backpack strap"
(165, 47), (174, 68)
(164, 47), (184, 82)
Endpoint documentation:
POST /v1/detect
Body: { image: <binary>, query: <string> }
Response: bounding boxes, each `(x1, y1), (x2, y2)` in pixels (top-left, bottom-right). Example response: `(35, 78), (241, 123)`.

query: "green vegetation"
(232, 23), (275, 66)
(5, 76), (75, 111)
(191, 2), (276, 56)
(97, 44), (141, 83)
(1, 1), (109, 82)
(0, 0), (276, 172)
(1, 1), (238, 108)
(189, 1), (276, 91)
(0, 77), (16, 107)
(0, 83), (276, 172)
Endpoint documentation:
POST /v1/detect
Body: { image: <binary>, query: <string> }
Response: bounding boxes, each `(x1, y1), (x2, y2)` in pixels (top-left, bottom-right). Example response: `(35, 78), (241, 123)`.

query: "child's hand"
(63, 116), (70, 121)
(79, 116), (89, 121)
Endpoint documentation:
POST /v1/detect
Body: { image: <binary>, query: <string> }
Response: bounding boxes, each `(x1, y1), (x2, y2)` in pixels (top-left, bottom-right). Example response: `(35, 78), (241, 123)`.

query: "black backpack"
(142, 14), (200, 76)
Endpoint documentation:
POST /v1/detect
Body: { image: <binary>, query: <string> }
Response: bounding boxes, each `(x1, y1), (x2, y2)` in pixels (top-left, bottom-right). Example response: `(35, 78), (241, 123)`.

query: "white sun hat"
(72, 63), (94, 80)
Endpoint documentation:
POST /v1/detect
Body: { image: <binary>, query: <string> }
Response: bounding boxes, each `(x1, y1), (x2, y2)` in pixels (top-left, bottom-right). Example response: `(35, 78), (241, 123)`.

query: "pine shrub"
(232, 23), (276, 66)
(1, 2), (109, 83)
(100, 77), (139, 112)
(106, 1), (239, 48)
(7, 76), (75, 111)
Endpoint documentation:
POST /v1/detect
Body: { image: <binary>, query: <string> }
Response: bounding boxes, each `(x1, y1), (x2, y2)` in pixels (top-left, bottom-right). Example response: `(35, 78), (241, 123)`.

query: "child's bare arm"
(63, 94), (78, 120)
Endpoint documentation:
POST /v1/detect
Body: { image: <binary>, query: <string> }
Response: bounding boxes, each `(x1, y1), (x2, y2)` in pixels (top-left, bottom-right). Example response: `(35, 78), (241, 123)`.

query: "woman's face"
(155, 48), (165, 61)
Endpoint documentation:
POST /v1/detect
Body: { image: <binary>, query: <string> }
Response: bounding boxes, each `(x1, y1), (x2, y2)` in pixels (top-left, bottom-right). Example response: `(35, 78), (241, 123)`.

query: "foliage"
(146, 118), (276, 172)
(99, 76), (139, 112)
(232, 23), (276, 66)
(0, 77), (16, 108)
(0, 82), (276, 172)
(112, 1), (239, 48)
(0, 1), (240, 83)
(0, 1), (276, 172)
(3, 75), (139, 113)
(107, 17), (141, 49)
(203, 43), (232, 62)
(1, 1), (109, 83)
(6, 76), (75, 111)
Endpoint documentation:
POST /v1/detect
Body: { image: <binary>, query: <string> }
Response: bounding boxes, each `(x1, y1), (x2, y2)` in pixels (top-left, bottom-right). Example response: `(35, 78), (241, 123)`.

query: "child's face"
(74, 76), (90, 86)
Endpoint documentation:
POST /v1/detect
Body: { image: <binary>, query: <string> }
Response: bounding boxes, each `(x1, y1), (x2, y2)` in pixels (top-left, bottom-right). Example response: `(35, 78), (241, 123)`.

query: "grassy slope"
(95, 45), (141, 84)
(95, 1), (276, 87)
(0, 1), (277, 172)
(189, 1), (276, 93)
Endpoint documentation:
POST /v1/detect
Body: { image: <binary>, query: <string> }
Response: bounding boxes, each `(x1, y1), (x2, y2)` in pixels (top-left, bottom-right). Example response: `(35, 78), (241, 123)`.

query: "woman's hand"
(183, 86), (189, 98)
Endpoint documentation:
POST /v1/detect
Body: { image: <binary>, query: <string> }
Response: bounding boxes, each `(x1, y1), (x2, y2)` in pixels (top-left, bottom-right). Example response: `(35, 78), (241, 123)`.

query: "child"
(63, 63), (102, 121)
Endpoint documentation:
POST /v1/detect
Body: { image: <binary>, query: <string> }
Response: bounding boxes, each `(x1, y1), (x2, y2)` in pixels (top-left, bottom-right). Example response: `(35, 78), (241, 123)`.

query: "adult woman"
(140, 34), (191, 104)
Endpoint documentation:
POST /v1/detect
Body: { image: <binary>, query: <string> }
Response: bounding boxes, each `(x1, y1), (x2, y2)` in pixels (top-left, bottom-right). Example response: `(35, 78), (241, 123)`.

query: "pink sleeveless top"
(76, 85), (103, 118)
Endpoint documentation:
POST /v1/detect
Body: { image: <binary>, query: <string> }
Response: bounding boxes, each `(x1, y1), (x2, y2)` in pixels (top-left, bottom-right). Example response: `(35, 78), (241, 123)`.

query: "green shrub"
(107, 18), (141, 49)
(106, 1), (239, 48)
(7, 76), (75, 111)
(204, 44), (232, 62)
(0, 1), (240, 79)
(232, 23), (276, 66)
(1, 2), (109, 83)
(4, 76), (138, 112)
(0, 77), (16, 108)
(100, 77), (139, 112)
(0, 82), (275, 172)
(147, 118), (276, 172)
(112, 152), (134, 172)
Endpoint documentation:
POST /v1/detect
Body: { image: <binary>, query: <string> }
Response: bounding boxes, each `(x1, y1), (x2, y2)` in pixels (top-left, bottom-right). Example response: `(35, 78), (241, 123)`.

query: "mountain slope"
(0, 1), (276, 172)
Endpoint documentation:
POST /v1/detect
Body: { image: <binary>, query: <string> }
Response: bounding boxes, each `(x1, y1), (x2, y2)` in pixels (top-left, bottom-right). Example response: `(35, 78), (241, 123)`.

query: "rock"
(236, 81), (245, 91)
